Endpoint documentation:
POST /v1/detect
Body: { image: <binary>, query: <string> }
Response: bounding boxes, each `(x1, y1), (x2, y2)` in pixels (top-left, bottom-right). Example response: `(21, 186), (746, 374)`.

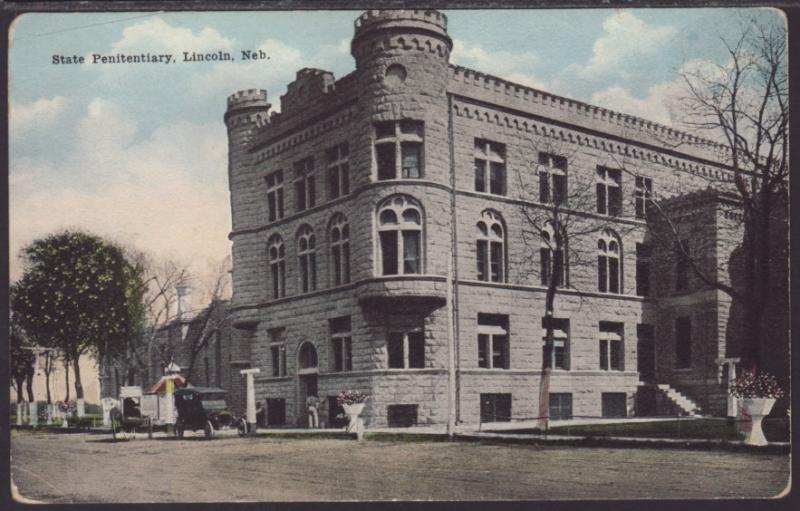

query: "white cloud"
(189, 38), (302, 99)
(111, 17), (233, 54)
(10, 96), (68, 135)
(578, 12), (675, 78)
(589, 80), (682, 126)
(10, 99), (231, 283)
(451, 39), (542, 87)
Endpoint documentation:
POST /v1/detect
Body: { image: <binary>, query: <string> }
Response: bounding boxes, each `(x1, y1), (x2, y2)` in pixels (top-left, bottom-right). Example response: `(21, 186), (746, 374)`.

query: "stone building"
(100, 291), (234, 400)
(223, 10), (788, 427)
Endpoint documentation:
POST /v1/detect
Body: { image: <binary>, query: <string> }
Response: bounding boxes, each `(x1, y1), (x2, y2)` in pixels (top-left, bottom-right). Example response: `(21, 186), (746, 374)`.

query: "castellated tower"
(224, 89), (270, 416)
(349, 10), (455, 277)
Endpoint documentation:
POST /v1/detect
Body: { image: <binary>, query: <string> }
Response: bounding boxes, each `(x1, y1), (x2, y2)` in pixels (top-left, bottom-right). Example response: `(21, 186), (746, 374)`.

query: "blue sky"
(8, 8), (785, 287)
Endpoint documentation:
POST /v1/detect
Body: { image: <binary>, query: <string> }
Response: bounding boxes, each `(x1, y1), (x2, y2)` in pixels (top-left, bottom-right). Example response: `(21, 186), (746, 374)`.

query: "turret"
(351, 9), (452, 67)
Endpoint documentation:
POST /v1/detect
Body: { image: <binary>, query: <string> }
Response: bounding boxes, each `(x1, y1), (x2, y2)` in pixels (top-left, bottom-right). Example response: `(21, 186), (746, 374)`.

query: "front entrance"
(637, 324), (655, 383)
(297, 342), (319, 426)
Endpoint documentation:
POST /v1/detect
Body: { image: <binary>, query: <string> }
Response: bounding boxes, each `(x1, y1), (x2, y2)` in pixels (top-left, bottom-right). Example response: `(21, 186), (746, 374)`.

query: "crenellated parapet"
(279, 68), (336, 117)
(225, 88), (271, 127)
(351, 9), (452, 64)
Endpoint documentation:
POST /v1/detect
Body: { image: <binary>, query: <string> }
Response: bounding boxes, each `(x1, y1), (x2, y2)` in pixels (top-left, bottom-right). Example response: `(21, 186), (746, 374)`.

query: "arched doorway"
(296, 342), (318, 426)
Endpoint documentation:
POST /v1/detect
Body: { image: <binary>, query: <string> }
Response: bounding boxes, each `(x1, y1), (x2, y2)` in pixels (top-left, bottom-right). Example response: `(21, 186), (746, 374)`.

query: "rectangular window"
(402, 231), (421, 274)
(636, 243), (651, 297)
(597, 166), (621, 216)
(549, 393), (573, 420)
(542, 317), (570, 370)
(375, 120), (424, 180)
(474, 139), (506, 195)
(266, 398), (286, 426)
(380, 231), (399, 275)
(538, 153), (568, 205)
(676, 240), (690, 292)
(601, 393), (627, 418)
(269, 328), (287, 377)
(480, 393), (512, 423)
(675, 317), (691, 368)
(387, 404), (419, 427)
(477, 314), (509, 369)
(330, 316), (352, 372)
(599, 322), (624, 371)
(637, 324), (655, 382)
(387, 330), (425, 369)
(294, 157), (315, 212)
(635, 176), (653, 219)
(326, 143), (349, 200)
(265, 170), (284, 222)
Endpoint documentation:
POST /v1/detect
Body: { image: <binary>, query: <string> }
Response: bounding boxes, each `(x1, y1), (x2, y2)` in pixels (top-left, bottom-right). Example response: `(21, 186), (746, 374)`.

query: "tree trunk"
(25, 368), (35, 402)
(64, 358), (70, 402)
(72, 356), (84, 401)
(15, 376), (25, 403)
(44, 353), (52, 404)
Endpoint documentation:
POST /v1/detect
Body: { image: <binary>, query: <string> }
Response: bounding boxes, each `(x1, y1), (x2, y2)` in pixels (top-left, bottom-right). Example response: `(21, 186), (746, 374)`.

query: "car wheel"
(237, 418), (248, 437)
(204, 420), (215, 439)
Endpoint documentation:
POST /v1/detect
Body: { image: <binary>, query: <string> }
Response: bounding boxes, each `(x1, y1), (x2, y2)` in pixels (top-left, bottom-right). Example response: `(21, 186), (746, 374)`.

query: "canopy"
(147, 374), (186, 394)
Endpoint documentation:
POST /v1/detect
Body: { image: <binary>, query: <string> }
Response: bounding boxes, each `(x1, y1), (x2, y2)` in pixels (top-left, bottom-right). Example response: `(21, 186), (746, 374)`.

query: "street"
(10, 431), (790, 503)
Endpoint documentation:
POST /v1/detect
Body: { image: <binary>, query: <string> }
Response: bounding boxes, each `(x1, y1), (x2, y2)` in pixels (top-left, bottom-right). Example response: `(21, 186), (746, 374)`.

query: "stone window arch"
(329, 213), (350, 286)
(268, 234), (286, 299)
(296, 224), (317, 293)
(598, 229), (622, 294)
(476, 209), (505, 282)
(540, 222), (566, 287)
(377, 195), (423, 275)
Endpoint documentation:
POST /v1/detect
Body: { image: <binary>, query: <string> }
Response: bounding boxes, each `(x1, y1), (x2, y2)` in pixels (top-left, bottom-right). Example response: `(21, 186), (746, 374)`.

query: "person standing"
(306, 394), (320, 428)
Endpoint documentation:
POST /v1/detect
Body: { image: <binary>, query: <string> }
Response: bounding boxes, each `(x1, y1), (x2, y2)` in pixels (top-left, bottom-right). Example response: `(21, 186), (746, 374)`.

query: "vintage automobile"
(173, 386), (247, 439)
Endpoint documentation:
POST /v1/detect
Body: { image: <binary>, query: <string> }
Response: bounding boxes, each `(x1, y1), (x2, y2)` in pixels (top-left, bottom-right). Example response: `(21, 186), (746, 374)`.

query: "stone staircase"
(655, 384), (702, 416)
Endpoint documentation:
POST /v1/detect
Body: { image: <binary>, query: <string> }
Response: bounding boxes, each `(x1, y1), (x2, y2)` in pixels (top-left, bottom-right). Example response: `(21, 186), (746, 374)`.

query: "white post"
(76, 398), (85, 418)
(240, 368), (261, 433)
(16, 403), (23, 426)
(28, 402), (38, 427)
(46, 404), (53, 425)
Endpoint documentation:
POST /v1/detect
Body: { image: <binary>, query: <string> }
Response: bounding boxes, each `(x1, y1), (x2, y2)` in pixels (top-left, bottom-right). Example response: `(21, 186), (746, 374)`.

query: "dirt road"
(10, 431), (790, 503)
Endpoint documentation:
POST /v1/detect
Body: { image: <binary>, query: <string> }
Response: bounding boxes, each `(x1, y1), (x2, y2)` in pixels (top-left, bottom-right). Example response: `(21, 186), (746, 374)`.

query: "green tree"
(11, 231), (146, 402)
(9, 313), (36, 404)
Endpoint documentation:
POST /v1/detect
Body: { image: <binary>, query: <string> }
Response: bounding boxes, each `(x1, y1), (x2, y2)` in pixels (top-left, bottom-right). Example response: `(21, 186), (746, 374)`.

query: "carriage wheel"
(175, 420), (185, 439)
(237, 418), (248, 437)
(204, 420), (215, 440)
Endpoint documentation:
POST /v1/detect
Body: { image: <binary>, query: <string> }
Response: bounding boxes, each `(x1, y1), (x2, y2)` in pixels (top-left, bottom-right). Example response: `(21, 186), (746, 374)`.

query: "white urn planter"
(740, 397), (775, 446)
(342, 403), (366, 440)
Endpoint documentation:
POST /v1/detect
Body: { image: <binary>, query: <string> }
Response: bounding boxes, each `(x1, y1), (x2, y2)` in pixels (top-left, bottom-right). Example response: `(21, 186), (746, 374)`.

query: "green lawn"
(535, 418), (790, 442)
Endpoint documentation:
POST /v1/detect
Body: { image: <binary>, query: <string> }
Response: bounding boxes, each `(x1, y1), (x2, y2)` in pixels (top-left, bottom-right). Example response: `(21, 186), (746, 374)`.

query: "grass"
(513, 418), (791, 442)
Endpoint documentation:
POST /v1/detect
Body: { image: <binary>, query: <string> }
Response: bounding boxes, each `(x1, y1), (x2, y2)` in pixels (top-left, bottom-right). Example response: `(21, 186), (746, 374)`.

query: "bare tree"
(654, 15), (788, 372)
(517, 138), (641, 426)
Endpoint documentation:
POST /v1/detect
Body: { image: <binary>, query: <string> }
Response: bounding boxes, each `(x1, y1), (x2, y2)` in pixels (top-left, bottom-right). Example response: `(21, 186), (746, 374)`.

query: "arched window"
(268, 234), (286, 299)
(297, 225), (317, 293)
(377, 195), (422, 275)
(476, 210), (505, 282)
(540, 223), (566, 287)
(598, 229), (621, 294)
(298, 342), (318, 370)
(330, 213), (350, 286)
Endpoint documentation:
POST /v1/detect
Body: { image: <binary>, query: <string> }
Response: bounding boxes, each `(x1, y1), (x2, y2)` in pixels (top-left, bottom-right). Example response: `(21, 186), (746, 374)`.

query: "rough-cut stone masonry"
(224, 10), (787, 426)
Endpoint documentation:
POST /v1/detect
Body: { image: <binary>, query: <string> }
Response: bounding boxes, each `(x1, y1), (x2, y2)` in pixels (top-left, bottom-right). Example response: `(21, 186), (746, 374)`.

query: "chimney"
(176, 285), (192, 321)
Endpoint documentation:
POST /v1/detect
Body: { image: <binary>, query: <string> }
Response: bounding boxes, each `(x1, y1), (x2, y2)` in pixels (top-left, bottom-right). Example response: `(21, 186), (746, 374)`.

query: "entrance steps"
(654, 384), (702, 416)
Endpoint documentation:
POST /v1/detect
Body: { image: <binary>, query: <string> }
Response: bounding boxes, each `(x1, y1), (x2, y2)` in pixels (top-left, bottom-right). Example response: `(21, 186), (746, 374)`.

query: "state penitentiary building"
(224, 10), (788, 428)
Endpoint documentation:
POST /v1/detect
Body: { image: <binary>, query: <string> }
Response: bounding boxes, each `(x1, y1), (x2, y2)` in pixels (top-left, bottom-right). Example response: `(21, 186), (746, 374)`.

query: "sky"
(8, 7), (786, 287)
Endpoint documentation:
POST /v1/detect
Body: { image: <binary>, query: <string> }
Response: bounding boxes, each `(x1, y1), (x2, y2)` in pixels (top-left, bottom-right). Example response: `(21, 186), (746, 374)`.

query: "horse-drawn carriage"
(110, 387), (153, 440)
(173, 387), (247, 439)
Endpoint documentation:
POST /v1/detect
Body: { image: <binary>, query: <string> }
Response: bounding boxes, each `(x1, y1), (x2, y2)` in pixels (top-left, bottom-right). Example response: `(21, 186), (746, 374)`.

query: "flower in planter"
(729, 370), (784, 399)
(336, 390), (369, 406)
